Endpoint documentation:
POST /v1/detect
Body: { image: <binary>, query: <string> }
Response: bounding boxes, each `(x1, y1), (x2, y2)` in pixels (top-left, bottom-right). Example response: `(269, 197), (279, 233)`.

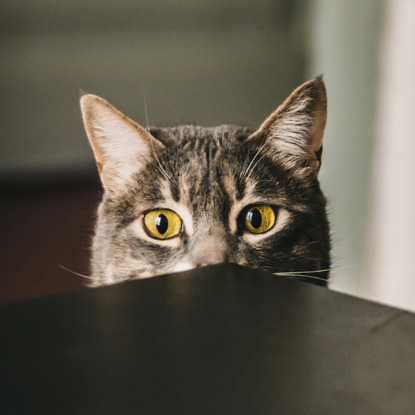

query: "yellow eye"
(244, 205), (276, 234)
(143, 209), (183, 240)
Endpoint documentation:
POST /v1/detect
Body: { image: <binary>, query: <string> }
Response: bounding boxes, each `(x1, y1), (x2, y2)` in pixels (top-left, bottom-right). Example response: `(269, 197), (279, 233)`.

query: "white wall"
(311, 0), (415, 312)
(365, 0), (415, 311)
(309, 0), (382, 296)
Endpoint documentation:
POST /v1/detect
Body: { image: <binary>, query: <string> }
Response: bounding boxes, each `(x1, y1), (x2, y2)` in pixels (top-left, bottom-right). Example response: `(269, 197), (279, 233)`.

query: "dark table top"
(1, 264), (414, 414)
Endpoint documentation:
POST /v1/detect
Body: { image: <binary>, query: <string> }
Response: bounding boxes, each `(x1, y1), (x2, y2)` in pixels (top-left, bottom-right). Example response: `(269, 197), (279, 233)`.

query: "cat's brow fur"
(81, 78), (330, 286)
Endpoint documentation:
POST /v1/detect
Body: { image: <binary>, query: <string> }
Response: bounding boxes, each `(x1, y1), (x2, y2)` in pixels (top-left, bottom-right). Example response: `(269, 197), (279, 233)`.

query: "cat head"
(81, 78), (330, 286)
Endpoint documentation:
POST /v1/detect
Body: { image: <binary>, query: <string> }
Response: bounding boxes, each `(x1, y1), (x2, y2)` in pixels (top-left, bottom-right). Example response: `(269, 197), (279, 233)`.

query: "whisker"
(274, 273), (329, 283)
(273, 269), (330, 284)
(246, 152), (267, 181)
(277, 268), (331, 275)
(143, 89), (150, 130)
(58, 264), (97, 281)
(142, 90), (176, 184)
(149, 134), (177, 184)
(240, 139), (269, 181)
(153, 158), (176, 184)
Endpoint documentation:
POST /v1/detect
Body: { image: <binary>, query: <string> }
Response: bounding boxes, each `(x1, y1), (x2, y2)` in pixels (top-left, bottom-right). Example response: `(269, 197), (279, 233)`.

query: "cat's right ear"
(80, 94), (163, 193)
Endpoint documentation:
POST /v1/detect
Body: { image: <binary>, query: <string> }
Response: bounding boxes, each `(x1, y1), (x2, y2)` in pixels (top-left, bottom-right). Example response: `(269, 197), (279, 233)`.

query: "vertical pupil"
(156, 214), (168, 234)
(249, 208), (262, 229)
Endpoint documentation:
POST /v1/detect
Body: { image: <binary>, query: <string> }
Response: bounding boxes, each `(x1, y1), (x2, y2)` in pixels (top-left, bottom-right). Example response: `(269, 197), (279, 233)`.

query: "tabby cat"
(80, 78), (330, 287)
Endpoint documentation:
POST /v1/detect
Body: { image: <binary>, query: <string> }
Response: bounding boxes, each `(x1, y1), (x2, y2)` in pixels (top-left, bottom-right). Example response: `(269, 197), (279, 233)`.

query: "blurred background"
(1, 0), (414, 310)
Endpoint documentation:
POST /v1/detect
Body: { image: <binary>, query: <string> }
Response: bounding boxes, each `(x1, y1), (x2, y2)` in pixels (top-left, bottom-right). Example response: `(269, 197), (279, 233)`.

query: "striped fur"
(81, 78), (330, 286)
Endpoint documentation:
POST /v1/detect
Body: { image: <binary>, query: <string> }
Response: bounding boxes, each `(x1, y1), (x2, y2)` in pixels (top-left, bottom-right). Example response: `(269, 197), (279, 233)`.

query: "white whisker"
(277, 268), (331, 275)
(143, 90), (150, 130)
(246, 152), (267, 180)
(58, 264), (97, 281)
(273, 270), (329, 284)
(149, 134), (176, 185)
(142, 90), (175, 184)
(240, 139), (269, 181)
(153, 157), (176, 184)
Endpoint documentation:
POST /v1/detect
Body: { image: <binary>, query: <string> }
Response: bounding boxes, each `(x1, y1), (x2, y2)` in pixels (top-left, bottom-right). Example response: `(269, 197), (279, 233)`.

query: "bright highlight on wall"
(366, 0), (415, 312)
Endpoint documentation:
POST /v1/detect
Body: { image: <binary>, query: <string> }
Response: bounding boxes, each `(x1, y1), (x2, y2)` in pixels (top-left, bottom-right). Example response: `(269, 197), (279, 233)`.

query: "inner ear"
(80, 94), (164, 192)
(249, 77), (327, 160)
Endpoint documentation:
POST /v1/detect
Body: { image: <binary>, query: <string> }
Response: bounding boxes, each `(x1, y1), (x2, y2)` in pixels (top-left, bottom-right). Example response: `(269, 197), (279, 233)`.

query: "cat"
(80, 77), (330, 287)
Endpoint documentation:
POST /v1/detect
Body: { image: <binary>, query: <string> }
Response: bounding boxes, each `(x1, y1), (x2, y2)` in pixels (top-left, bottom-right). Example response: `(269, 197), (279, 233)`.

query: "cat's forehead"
(127, 124), (314, 217)
(161, 138), (243, 215)
(153, 125), (251, 203)
(149, 125), (252, 147)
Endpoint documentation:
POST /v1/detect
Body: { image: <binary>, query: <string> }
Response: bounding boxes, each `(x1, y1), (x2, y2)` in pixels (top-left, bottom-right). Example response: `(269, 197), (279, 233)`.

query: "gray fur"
(82, 78), (331, 286)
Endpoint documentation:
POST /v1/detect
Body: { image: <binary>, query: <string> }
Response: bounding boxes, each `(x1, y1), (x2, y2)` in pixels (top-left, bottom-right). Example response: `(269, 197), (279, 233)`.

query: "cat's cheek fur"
(173, 261), (194, 273)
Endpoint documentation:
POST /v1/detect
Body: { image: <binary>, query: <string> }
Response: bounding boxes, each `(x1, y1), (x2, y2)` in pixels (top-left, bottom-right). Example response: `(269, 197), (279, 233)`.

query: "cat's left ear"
(249, 77), (327, 171)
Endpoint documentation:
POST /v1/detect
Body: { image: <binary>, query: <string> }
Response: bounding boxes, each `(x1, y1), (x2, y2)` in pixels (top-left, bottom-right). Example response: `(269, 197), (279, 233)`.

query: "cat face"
(81, 78), (330, 286)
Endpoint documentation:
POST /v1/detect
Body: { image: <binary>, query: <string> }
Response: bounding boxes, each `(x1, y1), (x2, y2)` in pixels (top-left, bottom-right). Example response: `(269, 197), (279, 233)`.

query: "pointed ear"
(80, 94), (164, 193)
(249, 77), (327, 170)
